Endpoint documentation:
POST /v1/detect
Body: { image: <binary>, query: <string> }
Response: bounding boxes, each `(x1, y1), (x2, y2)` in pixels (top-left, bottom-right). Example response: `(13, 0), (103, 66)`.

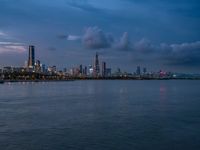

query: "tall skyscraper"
(136, 66), (141, 75)
(102, 61), (106, 77)
(93, 52), (100, 76)
(28, 45), (35, 68)
(83, 66), (87, 76)
(143, 67), (147, 74)
(79, 65), (83, 74)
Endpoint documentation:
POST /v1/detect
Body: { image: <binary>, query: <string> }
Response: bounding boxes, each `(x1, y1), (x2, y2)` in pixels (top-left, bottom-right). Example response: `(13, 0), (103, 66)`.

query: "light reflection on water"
(0, 80), (200, 150)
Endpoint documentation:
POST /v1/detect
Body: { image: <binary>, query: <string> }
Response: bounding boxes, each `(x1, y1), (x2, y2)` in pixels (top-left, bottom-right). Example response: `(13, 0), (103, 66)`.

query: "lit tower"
(28, 45), (35, 68)
(93, 52), (100, 76)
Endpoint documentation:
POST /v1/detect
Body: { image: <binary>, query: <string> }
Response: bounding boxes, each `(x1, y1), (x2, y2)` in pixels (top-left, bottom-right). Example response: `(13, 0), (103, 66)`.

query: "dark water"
(0, 80), (200, 150)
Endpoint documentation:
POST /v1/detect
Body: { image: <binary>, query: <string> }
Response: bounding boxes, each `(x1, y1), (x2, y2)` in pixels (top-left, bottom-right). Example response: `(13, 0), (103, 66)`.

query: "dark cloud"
(82, 27), (113, 49)
(81, 27), (131, 50)
(163, 41), (200, 66)
(132, 40), (200, 66)
(134, 38), (155, 53)
(114, 32), (131, 51)
(1, 0), (200, 72)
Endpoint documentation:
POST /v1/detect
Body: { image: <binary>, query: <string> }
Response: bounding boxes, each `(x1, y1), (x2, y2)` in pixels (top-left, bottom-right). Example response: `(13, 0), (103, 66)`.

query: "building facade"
(93, 52), (100, 77)
(28, 45), (35, 68)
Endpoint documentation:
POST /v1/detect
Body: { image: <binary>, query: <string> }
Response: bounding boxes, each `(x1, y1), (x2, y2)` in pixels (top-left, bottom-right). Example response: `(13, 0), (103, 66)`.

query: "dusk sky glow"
(0, 0), (200, 73)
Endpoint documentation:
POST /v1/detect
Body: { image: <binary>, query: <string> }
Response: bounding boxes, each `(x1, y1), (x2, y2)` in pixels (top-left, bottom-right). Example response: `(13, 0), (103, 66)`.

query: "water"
(0, 80), (200, 150)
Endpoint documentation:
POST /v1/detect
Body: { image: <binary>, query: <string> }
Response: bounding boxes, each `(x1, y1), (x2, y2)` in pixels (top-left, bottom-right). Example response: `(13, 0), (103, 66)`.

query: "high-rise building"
(136, 66), (141, 75)
(83, 66), (87, 76)
(143, 67), (147, 74)
(102, 61), (106, 77)
(28, 45), (35, 68)
(93, 52), (100, 76)
(41, 64), (46, 73)
(79, 65), (83, 74)
(106, 68), (112, 77)
(36, 60), (40, 65)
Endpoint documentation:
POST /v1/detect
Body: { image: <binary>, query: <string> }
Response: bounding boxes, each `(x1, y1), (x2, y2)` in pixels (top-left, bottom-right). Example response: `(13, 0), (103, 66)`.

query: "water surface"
(0, 80), (200, 150)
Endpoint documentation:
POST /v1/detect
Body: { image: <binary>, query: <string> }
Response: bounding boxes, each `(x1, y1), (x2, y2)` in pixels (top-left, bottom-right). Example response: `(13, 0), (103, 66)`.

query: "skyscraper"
(102, 61), (106, 77)
(143, 67), (147, 74)
(28, 45), (35, 68)
(79, 65), (83, 74)
(83, 66), (87, 76)
(136, 66), (141, 75)
(93, 52), (100, 76)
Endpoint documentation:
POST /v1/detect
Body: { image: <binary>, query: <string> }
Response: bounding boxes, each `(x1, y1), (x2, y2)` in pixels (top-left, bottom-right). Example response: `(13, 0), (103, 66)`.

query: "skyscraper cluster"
(1, 45), (175, 79)
(24, 45), (142, 77)
(92, 52), (112, 77)
(26, 45), (45, 73)
(67, 52), (111, 77)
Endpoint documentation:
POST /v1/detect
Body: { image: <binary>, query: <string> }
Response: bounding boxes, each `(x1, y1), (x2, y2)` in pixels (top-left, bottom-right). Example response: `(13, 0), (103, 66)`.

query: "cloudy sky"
(0, 0), (200, 73)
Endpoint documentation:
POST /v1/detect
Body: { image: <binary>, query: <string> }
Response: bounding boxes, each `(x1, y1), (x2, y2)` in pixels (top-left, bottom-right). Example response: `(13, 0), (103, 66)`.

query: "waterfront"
(0, 80), (200, 150)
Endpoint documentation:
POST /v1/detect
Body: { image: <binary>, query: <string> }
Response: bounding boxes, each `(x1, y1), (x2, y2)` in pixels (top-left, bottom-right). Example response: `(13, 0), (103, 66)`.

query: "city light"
(0, 45), (200, 82)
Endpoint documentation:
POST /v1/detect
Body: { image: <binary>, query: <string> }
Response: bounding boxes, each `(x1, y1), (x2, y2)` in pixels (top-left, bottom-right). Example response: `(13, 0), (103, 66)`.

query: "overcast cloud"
(0, 0), (200, 72)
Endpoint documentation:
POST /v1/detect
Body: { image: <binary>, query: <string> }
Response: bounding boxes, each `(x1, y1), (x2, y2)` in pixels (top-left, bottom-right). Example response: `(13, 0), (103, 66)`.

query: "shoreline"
(1, 77), (200, 83)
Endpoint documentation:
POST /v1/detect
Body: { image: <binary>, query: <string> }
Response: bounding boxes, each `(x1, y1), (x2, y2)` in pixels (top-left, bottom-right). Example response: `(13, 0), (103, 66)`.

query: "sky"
(0, 0), (200, 73)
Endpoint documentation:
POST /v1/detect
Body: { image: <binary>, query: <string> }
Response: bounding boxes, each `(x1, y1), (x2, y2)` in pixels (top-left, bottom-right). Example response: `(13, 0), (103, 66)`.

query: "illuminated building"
(48, 66), (57, 74)
(35, 60), (41, 72)
(41, 64), (46, 73)
(89, 65), (93, 76)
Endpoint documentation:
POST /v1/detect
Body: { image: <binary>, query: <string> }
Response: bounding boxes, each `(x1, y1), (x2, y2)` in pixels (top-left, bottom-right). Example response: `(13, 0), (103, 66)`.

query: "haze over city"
(0, 0), (200, 73)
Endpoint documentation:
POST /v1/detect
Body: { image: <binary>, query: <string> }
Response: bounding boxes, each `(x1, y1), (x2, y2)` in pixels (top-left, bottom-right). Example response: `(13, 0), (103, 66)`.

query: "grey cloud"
(134, 38), (155, 53)
(69, 27), (130, 50)
(114, 32), (131, 51)
(0, 44), (26, 53)
(0, 32), (26, 54)
(58, 35), (81, 41)
(67, 35), (81, 41)
(82, 27), (113, 49)
(163, 41), (200, 66)
(132, 40), (200, 66)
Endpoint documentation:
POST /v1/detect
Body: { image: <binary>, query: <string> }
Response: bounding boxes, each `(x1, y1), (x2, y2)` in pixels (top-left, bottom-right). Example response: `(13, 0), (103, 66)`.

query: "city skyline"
(0, 0), (200, 73)
(0, 45), (183, 76)
(2, 44), (198, 81)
